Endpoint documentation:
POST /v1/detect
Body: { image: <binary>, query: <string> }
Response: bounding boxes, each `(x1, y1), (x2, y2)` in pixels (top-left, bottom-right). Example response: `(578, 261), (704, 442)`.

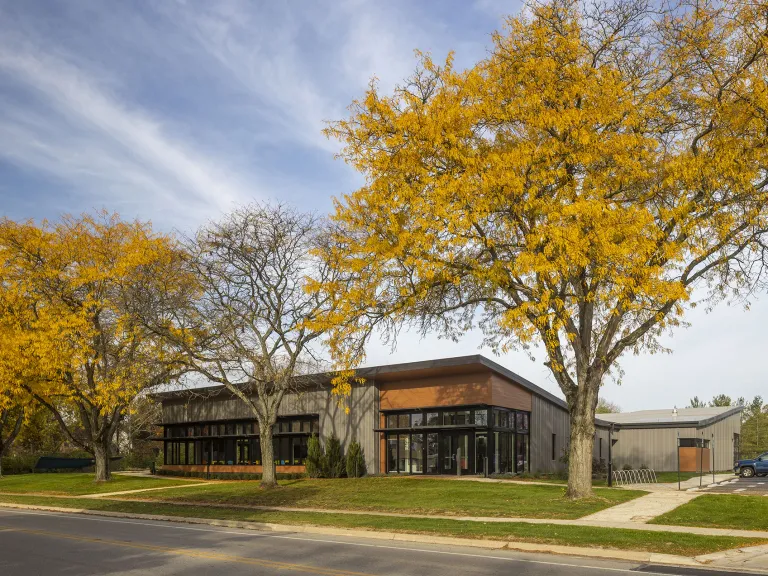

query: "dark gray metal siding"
(161, 381), (378, 472)
(530, 395), (570, 474)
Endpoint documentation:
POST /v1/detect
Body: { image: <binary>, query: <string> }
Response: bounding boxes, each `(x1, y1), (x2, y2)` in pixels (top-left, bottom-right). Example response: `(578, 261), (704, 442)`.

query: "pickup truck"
(734, 452), (768, 478)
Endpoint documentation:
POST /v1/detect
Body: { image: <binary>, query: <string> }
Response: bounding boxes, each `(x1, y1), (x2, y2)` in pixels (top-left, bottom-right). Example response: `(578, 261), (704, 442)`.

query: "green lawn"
(651, 495), (768, 532)
(0, 473), (197, 496)
(125, 476), (644, 520)
(0, 494), (761, 556)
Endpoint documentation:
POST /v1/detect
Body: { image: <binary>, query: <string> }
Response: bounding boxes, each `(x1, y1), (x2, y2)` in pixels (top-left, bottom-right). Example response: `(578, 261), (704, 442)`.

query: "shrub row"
(306, 433), (367, 478)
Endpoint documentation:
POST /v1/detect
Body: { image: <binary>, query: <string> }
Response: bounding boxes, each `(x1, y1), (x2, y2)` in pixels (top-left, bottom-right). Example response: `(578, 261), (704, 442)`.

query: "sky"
(1, 0), (765, 412)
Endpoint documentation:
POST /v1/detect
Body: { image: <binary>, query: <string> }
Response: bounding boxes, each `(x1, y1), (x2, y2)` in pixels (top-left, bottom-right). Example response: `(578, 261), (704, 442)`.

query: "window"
(475, 433), (487, 475)
(499, 411), (508, 429)
(301, 420), (311, 433)
(237, 440), (250, 464)
(291, 436), (308, 465)
(387, 436), (398, 473)
(473, 409), (488, 426)
(443, 412), (456, 425)
(552, 433), (556, 461)
(455, 410), (470, 426)
(516, 434), (529, 473)
(411, 413), (423, 427)
(291, 420), (301, 433)
(411, 434), (424, 473)
(680, 438), (710, 448)
(398, 434), (410, 472)
(426, 412), (440, 426)
(426, 433), (438, 473)
(387, 414), (398, 429)
(599, 438), (603, 459)
(398, 414), (410, 428)
(517, 412), (529, 432)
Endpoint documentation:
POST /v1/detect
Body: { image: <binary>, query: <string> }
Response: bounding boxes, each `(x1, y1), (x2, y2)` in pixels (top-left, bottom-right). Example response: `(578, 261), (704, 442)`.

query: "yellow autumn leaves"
(0, 212), (189, 420)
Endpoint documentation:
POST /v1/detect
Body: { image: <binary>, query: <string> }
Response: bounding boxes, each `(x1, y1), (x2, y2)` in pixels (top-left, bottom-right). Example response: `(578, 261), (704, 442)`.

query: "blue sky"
(1, 0), (765, 411)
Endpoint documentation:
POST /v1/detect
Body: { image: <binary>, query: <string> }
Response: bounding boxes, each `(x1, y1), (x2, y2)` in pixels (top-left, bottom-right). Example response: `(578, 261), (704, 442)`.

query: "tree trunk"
(566, 390), (597, 499)
(259, 423), (277, 489)
(0, 409), (24, 479)
(93, 440), (112, 482)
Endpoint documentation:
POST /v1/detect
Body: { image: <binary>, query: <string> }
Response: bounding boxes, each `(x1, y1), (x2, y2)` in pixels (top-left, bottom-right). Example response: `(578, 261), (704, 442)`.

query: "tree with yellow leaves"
(0, 213), (189, 481)
(318, 0), (768, 498)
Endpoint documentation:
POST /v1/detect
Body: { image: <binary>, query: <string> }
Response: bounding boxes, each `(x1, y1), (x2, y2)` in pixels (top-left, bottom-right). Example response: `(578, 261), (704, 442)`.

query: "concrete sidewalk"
(582, 491), (701, 523)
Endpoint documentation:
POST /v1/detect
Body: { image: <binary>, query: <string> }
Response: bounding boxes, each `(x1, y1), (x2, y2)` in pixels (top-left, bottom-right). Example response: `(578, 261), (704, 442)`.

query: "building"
(599, 407), (742, 472)
(155, 355), (611, 476)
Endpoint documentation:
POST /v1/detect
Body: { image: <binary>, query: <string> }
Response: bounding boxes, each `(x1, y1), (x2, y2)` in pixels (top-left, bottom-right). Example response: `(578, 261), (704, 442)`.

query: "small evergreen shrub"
(324, 433), (345, 478)
(345, 439), (367, 478)
(306, 434), (325, 478)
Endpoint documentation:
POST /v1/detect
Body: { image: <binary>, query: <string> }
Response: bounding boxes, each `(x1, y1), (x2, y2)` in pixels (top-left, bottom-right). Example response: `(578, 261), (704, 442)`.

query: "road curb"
(3, 501), (765, 572)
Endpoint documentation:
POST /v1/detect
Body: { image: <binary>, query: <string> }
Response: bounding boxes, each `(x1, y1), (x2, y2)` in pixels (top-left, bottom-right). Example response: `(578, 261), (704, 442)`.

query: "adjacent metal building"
(598, 407), (743, 472)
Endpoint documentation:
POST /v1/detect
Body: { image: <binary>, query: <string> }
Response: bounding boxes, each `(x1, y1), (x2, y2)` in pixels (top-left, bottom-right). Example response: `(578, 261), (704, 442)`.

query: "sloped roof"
(597, 406), (742, 429)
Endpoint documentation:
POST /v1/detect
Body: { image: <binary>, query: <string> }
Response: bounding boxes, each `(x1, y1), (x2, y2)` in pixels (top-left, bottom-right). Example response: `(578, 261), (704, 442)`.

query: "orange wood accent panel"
(161, 464), (305, 474)
(379, 372), (491, 410)
(679, 448), (711, 472)
(490, 374), (532, 412)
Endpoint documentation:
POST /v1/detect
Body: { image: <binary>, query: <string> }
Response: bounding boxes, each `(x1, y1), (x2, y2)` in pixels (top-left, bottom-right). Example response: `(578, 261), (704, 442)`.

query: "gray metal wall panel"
(699, 413), (741, 471)
(162, 381), (378, 473)
(611, 427), (696, 471)
(610, 413), (742, 472)
(530, 395), (570, 474)
(594, 427), (610, 463)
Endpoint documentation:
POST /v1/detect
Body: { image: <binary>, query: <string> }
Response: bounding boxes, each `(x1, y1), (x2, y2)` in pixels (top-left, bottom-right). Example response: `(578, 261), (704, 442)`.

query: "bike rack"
(612, 468), (658, 486)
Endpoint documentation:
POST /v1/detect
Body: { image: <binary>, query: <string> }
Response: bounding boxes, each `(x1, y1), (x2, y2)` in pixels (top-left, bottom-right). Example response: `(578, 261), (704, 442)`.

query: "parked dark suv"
(734, 452), (768, 478)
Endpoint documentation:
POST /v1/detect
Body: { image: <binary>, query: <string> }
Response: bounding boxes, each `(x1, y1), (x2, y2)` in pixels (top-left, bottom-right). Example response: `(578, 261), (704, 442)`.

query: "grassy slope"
(0, 473), (196, 496)
(126, 477), (645, 520)
(0, 494), (762, 556)
(652, 495), (768, 532)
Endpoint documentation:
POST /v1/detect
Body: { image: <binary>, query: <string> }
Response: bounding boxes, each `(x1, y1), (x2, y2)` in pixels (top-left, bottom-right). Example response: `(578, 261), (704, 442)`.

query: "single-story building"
(598, 407), (742, 472)
(156, 355), (739, 476)
(155, 355), (610, 476)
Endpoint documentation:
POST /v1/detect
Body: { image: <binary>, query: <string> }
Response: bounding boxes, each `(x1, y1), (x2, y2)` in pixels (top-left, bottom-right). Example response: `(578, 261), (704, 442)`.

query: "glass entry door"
(441, 432), (470, 474)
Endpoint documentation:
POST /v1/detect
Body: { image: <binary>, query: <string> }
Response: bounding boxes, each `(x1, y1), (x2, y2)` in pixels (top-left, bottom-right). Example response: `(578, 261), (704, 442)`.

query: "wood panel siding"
(679, 448), (711, 473)
(378, 372), (492, 411)
(489, 374), (532, 411)
(161, 464), (305, 474)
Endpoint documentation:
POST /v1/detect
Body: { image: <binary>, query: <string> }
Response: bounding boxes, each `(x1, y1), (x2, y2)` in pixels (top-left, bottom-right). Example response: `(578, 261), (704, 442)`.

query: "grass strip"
(651, 494), (768, 532)
(0, 494), (763, 557)
(123, 476), (645, 520)
(0, 473), (196, 496)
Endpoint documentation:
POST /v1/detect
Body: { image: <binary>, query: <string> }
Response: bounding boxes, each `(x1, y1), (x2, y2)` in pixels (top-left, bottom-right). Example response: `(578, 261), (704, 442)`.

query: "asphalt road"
(0, 508), (751, 576)
(700, 476), (768, 495)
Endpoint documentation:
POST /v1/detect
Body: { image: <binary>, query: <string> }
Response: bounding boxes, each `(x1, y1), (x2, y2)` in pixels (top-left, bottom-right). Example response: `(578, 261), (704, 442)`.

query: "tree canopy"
(318, 0), (768, 498)
(0, 212), (188, 480)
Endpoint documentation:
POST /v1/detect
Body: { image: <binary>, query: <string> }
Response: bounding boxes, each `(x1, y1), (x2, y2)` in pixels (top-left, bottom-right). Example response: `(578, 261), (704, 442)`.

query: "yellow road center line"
(0, 525), (374, 576)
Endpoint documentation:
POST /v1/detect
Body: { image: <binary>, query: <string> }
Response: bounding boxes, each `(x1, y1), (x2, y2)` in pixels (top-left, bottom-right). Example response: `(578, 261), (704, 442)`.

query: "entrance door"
(441, 432), (470, 474)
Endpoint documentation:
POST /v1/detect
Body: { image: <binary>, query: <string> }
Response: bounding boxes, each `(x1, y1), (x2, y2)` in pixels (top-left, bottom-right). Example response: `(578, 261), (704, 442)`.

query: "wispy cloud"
(0, 44), (253, 225)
